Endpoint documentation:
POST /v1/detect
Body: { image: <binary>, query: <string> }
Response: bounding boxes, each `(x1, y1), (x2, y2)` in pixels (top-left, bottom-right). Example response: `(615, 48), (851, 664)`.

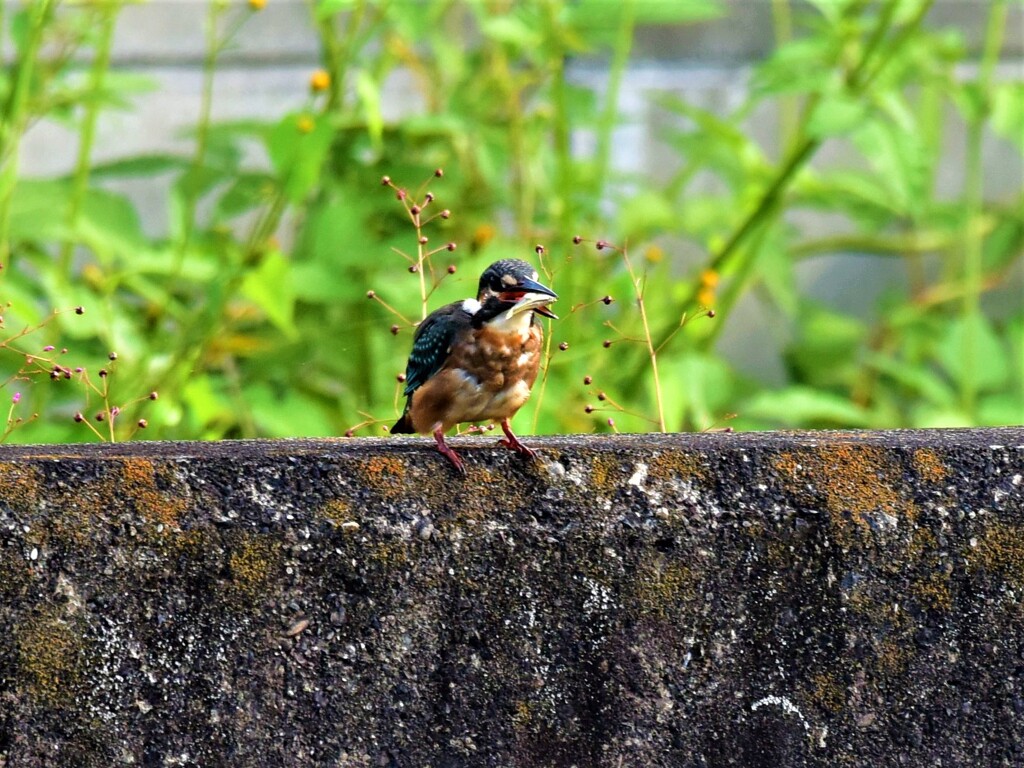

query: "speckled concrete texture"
(1, 429), (1022, 767)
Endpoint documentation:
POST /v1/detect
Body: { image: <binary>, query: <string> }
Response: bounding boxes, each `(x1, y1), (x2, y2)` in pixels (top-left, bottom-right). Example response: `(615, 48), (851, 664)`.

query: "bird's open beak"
(502, 276), (559, 320)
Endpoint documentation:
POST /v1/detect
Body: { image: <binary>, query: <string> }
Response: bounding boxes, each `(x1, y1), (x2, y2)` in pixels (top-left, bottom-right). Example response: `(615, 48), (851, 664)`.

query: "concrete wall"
(1, 429), (1022, 766)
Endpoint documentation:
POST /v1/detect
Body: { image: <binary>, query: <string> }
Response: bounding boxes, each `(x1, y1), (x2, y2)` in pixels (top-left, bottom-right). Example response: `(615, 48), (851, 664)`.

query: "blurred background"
(0, 0), (1021, 442)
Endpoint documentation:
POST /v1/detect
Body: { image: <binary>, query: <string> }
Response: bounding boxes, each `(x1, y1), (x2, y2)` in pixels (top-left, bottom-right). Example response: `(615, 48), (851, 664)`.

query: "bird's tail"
(390, 408), (414, 434)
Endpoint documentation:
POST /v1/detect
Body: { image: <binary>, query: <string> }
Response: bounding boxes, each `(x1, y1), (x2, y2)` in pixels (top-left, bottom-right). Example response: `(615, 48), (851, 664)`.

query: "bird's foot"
(434, 428), (466, 475)
(498, 420), (536, 459)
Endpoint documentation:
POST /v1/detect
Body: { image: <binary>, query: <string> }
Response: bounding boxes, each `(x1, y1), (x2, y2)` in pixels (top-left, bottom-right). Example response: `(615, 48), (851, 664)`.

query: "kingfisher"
(390, 259), (558, 474)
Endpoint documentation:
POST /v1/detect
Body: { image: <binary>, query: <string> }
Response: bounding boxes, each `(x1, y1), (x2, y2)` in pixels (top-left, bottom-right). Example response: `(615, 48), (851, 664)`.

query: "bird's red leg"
(499, 418), (536, 459)
(433, 427), (466, 474)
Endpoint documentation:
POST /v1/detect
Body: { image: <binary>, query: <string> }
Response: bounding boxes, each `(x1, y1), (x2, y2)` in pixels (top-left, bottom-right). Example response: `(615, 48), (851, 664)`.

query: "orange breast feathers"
(405, 323), (544, 434)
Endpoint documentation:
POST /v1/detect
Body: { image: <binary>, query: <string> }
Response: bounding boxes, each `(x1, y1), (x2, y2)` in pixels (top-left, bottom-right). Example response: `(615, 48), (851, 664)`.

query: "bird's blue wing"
(402, 302), (471, 397)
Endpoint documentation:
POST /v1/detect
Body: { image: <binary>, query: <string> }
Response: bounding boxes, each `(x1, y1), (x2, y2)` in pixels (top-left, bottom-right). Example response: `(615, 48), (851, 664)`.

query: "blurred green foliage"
(0, 0), (1020, 442)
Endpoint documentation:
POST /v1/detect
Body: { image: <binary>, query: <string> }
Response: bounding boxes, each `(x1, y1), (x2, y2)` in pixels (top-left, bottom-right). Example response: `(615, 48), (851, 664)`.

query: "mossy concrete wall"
(1, 429), (1022, 767)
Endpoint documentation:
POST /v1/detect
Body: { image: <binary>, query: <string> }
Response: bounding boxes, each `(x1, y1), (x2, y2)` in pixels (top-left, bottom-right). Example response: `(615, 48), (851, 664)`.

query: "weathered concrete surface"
(0, 429), (1022, 767)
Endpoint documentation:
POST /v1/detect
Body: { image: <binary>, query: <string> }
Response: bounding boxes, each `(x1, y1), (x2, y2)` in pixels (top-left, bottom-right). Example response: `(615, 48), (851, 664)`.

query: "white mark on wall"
(751, 694), (810, 733)
(628, 463), (648, 488)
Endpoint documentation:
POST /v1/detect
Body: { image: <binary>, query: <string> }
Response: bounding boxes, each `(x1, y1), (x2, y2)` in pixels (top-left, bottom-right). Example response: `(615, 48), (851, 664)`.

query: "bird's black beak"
(518, 276), (558, 300)
(512, 276), (558, 320)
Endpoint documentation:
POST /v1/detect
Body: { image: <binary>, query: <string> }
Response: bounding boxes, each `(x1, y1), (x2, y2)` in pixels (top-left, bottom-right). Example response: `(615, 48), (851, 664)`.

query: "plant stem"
(59, 2), (119, 274)
(770, 0), (796, 153)
(593, 0), (635, 202)
(549, 43), (574, 260)
(621, 246), (666, 431)
(960, 0), (1007, 417)
(651, 133), (819, 353)
(414, 211), (428, 321)
(176, 0), (226, 265)
(648, 0), (930, 353)
(0, 0), (55, 271)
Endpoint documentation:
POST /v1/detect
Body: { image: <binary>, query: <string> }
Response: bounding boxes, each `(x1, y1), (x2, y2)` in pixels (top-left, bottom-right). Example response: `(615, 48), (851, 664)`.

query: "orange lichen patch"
(773, 444), (915, 543)
(647, 450), (707, 484)
(628, 558), (700, 620)
(873, 638), (913, 678)
(357, 456), (408, 499)
(0, 553), (31, 600)
(321, 498), (356, 527)
(118, 458), (189, 529)
(15, 608), (83, 706)
(155, 527), (210, 560)
(512, 699), (533, 728)
(969, 522), (1024, 586)
(589, 455), (622, 492)
(367, 538), (411, 570)
(911, 570), (953, 612)
(226, 534), (281, 603)
(0, 462), (42, 511)
(807, 670), (847, 713)
(911, 449), (949, 484)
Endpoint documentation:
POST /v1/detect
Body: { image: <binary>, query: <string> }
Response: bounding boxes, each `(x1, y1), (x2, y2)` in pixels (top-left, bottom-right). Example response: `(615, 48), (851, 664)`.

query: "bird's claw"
(434, 429), (467, 475)
(499, 436), (537, 459)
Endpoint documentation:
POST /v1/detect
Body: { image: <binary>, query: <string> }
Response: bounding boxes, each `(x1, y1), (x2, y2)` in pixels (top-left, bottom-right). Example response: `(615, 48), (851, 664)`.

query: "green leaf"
(315, 0), (357, 21)
(909, 405), (973, 429)
(10, 7), (32, 54)
(850, 117), (930, 218)
(803, 0), (849, 24)
(72, 188), (147, 265)
(936, 312), (1009, 393)
(480, 15), (541, 49)
(784, 302), (866, 387)
(982, 215), (1024, 273)
(658, 352), (735, 431)
(241, 251), (297, 338)
(356, 71), (383, 152)
(617, 191), (675, 240)
(755, 233), (798, 316)
(631, 0), (722, 24)
(89, 154), (188, 179)
(294, 195), (377, 284)
(247, 383), (336, 437)
(743, 385), (874, 427)
(7, 179), (71, 243)
(866, 352), (957, 408)
(83, 72), (158, 111)
(291, 263), (351, 304)
(265, 113), (333, 203)
(978, 392), (1024, 426)
(751, 37), (837, 96)
(214, 172), (275, 221)
(807, 93), (867, 138)
(182, 376), (234, 437)
(567, 0), (721, 45)
(991, 82), (1024, 150)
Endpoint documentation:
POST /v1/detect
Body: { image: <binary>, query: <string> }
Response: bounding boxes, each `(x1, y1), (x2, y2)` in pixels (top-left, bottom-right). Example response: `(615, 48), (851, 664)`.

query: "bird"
(390, 258), (558, 474)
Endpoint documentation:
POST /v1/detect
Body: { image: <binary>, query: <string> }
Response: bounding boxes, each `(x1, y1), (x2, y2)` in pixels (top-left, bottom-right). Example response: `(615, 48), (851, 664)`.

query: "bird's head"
(475, 259), (558, 323)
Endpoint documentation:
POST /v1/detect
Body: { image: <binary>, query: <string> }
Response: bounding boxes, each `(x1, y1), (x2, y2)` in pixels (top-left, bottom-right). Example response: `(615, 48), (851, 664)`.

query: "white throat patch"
(490, 307), (534, 335)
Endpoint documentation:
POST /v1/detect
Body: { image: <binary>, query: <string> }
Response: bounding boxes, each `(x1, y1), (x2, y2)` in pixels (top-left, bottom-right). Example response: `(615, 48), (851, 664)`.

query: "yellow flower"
(309, 69), (331, 93)
(699, 269), (720, 288)
(248, 0), (266, 10)
(644, 244), (664, 264)
(471, 223), (496, 252)
(697, 287), (716, 308)
(296, 115), (314, 133)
